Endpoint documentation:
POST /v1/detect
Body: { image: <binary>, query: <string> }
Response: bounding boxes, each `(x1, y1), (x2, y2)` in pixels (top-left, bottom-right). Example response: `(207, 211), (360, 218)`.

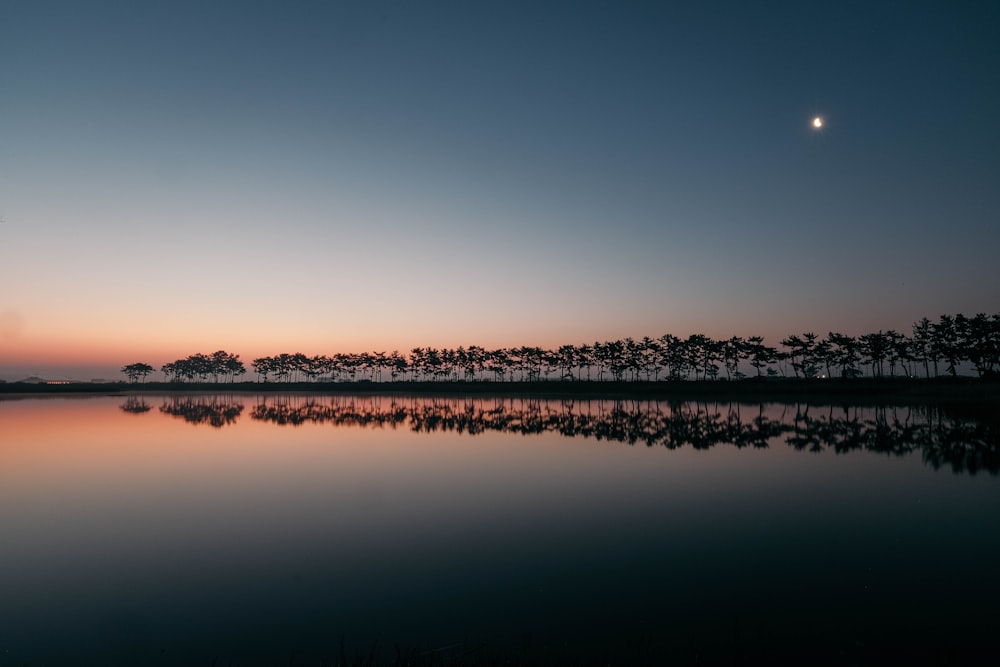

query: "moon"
(812, 116), (824, 129)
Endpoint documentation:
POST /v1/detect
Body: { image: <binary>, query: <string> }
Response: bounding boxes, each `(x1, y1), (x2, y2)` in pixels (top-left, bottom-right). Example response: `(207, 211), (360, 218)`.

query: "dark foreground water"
(1, 395), (998, 666)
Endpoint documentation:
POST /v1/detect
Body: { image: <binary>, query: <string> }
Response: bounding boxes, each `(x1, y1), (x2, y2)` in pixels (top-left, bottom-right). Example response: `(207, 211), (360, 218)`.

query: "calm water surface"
(1, 394), (998, 665)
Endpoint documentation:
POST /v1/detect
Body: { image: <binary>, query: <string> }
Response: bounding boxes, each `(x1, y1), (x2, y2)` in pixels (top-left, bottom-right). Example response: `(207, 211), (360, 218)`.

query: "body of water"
(1, 394), (998, 665)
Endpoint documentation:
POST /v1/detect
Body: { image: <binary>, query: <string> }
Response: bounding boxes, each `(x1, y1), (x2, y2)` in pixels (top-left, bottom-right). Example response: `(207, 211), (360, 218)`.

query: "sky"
(1, 0), (999, 380)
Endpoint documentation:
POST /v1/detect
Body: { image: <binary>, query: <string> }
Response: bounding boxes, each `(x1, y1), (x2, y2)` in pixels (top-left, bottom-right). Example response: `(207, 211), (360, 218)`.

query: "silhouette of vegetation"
(128, 312), (1000, 385)
(160, 351), (246, 383)
(121, 362), (154, 383)
(131, 394), (1000, 475)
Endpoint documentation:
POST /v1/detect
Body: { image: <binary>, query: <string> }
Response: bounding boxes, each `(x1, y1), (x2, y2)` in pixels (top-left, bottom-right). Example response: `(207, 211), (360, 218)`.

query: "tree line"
(121, 312), (1000, 383)
(123, 351), (246, 383)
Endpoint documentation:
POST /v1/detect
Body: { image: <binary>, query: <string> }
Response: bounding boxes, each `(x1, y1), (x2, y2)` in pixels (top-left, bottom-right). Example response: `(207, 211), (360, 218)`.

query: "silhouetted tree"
(859, 331), (889, 378)
(722, 336), (744, 380)
(639, 336), (663, 380)
(781, 334), (820, 378)
(685, 334), (719, 380)
(121, 362), (154, 383)
(932, 315), (962, 376)
(127, 311), (1000, 385)
(885, 331), (910, 377)
(252, 356), (274, 382)
(957, 313), (1000, 377)
(745, 336), (773, 377)
(826, 332), (861, 378)
(911, 317), (935, 378)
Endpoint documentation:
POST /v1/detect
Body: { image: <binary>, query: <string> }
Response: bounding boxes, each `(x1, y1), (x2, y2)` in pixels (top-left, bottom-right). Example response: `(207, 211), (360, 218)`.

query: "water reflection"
(4, 394), (997, 666)
(118, 396), (151, 414)
(158, 395), (244, 427)
(141, 395), (1000, 475)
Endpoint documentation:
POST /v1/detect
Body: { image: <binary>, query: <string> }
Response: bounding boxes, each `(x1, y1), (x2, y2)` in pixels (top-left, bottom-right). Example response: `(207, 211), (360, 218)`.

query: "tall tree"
(722, 336), (744, 380)
(859, 332), (889, 378)
(932, 315), (961, 377)
(825, 333), (860, 378)
(958, 313), (1000, 377)
(121, 362), (154, 383)
(745, 336), (773, 377)
(911, 318), (934, 378)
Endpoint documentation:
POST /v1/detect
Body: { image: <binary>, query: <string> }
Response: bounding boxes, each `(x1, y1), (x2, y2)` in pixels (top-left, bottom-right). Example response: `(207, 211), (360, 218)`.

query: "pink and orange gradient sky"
(2, 2), (999, 381)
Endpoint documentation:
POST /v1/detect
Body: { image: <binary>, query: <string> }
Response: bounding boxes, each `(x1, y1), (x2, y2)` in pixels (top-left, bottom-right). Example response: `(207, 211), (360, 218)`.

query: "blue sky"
(1, 0), (998, 379)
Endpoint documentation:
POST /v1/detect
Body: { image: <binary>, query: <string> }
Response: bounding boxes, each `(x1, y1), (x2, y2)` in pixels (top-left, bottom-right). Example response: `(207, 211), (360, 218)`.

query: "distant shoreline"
(2, 377), (999, 404)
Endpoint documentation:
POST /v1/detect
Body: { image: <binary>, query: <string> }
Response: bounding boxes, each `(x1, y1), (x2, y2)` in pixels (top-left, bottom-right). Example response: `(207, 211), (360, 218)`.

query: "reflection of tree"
(120, 396), (152, 414)
(125, 394), (996, 474)
(160, 396), (244, 427)
(250, 396), (408, 428)
(244, 396), (999, 475)
(918, 405), (1000, 475)
(781, 404), (1000, 474)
